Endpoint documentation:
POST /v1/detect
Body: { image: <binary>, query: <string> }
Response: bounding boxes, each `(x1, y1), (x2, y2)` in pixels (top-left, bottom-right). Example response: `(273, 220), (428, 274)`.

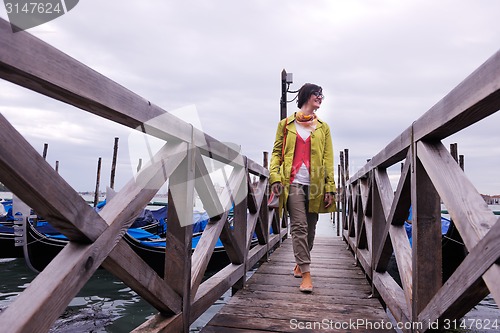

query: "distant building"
(481, 194), (500, 205)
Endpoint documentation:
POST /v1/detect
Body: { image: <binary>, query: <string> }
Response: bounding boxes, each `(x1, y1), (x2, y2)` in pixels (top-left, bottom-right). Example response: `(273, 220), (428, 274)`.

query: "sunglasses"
(312, 91), (324, 99)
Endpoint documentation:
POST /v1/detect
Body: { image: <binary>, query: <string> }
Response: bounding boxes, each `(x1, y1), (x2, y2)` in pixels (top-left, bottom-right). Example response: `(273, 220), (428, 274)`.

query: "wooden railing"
(0, 18), (286, 332)
(341, 49), (500, 332)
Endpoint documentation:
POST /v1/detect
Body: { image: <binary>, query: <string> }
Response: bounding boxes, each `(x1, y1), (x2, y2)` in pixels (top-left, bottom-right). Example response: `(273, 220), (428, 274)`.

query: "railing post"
(336, 163), (341, 236)
(165, 138), (195, 332)
(411, 147), (442, 324)
(232, 157), (249, 294)
(339, 151), (346, 233)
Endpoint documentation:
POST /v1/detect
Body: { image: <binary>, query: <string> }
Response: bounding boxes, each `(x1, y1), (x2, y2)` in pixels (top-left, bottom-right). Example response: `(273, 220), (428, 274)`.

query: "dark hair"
(297, 83), (322, 108)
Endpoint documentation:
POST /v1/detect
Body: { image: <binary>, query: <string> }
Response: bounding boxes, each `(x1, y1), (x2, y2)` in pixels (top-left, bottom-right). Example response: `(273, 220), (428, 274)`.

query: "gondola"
(21, 207), (241, 276)
(0, 199), (24, 259)
(387, 216), (467, 286)
(123, 228), (230, 277)
(0, 223), (24, 259)
(22, 216), (167, 273)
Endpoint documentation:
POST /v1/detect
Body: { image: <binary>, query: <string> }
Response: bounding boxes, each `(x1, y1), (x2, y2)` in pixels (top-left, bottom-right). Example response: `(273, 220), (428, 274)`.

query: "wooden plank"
(219, 166), (248, 263)
(246, 185), (266, 252)
(346, 188), (356, 238)
(418, 215), (500, 327)
(0, 18), (254, 169)
(373, 272), (411, 332)
(270, 206), (281, 236)
(373, 156), (411, 272)
(242, 283), (372, 299)
(255, 197), (269, 245)
(220, 302), (390, 321)
(231, 157), (249, 264)
(99, 141), (188, 312)
(0, 140), (188, 332)
(165, 150), (195, 332)
(268, 233), (282, 250)
(202, 238), (395, 333)
(411, 154), (442, 318)
(247, 243), (268, 269)
(372, 168), (393, 269)
(191, 165), (245, 296)
(191, 263), (245, 322)
(417, 141), (497, 248)
(191, 212), (228, 297)
(417, 141), (500, 314)
(362, 175), (372, 217)
(363, 215), (373, 259)
(101, 241), (182, 313)
(246, 177), (259, 214)
(220, 199), (246, 265)
(388, 226), (412, 311)
(96, 141), (188, 314)
(355, 183), (367, 250)
(246, 158), (269, 178)
(0, 114), (103, 241)
(372, 163), (413, 313)
(194, 152), (224, 218)
(350, 49), (500, 181)
(356, 247), (372, 279)
(0, 209), (179, 332)
(131, 313), (183, 333)
(372, 169), (389, 270)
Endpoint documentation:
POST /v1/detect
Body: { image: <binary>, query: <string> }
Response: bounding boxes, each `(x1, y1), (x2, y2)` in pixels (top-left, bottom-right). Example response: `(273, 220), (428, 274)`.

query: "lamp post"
(280, 69), (294, 120)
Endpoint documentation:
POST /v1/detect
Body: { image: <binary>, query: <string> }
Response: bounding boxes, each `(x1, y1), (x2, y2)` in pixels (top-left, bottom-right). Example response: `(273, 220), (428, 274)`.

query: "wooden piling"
(450, 143), (458, 162)
(110, 137), (119, 189)
(93, 157), (102, 207)
(42, 143), (48, 160)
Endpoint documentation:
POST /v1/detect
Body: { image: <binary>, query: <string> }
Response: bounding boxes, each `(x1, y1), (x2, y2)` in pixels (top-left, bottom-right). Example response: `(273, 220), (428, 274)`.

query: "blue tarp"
(404, 213), (451, 246)
(127, 228), (161, 240)
(139, 234), (224, 249)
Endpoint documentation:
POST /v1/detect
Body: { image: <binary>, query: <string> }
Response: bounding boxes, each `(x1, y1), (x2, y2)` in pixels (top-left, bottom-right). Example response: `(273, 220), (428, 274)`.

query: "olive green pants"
(287, 184), (319, 274)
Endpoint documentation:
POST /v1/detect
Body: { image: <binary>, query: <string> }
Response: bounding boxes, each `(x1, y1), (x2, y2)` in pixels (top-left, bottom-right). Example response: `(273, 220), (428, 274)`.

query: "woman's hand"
(271, 182), (283, 195)
(324, 192), (335, 208)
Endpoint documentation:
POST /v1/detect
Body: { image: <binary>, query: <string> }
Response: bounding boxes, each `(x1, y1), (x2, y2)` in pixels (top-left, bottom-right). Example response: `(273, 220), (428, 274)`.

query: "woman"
(269, 83), (336, 293)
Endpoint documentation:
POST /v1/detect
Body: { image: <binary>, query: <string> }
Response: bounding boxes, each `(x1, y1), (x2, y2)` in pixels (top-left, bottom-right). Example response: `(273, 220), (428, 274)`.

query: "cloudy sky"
(1, 0), (499, 196)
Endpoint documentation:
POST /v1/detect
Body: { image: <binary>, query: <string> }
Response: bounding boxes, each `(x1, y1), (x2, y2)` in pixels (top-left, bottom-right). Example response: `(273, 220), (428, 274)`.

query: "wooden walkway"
(201, 237), (395, 332)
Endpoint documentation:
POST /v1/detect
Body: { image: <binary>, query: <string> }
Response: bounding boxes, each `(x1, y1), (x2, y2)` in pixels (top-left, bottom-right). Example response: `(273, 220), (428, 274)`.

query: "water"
(1, 191), (498, 331)
(0, 258), (154, 332)
(0, 211), (333, 331)
(0, 257), (232, 332)
(0, 191), (226, 332)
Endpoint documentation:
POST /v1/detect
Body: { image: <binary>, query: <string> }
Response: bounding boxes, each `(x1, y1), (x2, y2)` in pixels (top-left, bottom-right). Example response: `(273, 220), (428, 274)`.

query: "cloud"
(0, 0), (499, 195)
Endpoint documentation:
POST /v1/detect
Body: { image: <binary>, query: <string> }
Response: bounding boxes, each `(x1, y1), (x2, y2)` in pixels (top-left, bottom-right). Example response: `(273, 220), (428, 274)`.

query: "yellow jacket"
(269, 113), (336, 213)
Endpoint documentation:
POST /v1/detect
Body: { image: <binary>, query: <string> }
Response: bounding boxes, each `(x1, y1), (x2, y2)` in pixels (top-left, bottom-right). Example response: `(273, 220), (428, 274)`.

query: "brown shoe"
(299, 272), (313, 293)
(293, 264), (302, 278)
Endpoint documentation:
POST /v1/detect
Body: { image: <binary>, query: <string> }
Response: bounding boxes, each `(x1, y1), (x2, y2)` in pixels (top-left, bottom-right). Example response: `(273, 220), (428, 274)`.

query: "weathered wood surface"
(0, 16), (277, 333)
(0, 18), (269, 175)
(201, 237), (395, 333)
(351, 49), (500, 179)
(342, 49), (500, 332)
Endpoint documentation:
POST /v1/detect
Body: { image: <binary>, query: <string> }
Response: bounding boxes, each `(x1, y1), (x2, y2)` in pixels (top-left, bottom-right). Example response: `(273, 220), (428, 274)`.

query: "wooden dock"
(0, 18), (499, 332)
(201, 237), (395, 332)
